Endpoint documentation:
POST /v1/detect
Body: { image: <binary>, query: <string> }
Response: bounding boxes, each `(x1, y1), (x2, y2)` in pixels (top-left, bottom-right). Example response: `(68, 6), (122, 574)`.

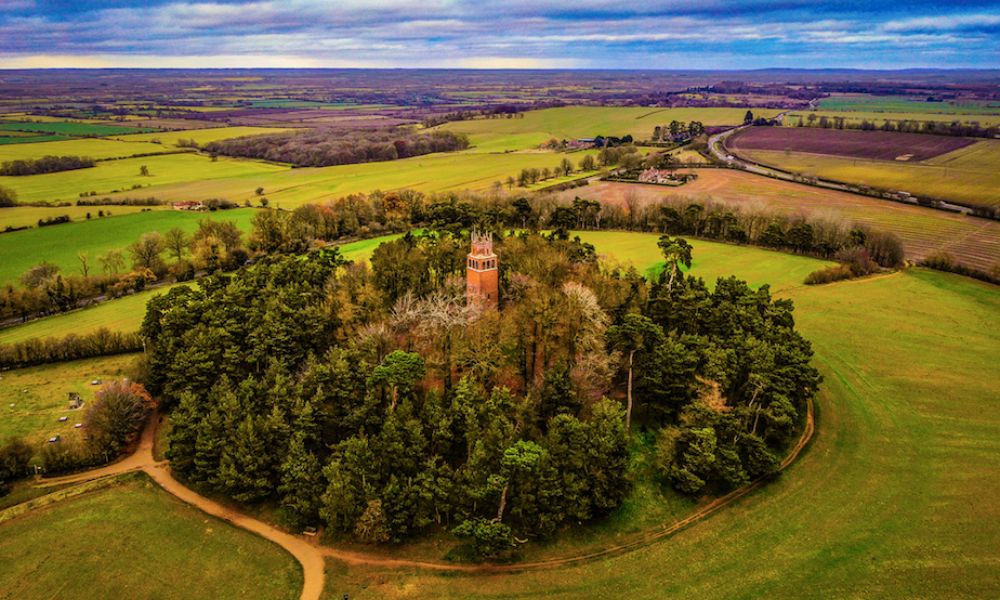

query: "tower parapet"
(466, 231), (498, 308)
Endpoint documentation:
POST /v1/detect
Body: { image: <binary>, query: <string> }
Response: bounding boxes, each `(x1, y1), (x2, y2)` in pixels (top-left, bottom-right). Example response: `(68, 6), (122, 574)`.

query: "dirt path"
(32, 398), (816, 597)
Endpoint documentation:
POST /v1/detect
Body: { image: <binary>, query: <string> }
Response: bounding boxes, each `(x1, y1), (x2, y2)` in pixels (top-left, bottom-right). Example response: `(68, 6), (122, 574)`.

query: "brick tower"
(466, 231), (499, 308)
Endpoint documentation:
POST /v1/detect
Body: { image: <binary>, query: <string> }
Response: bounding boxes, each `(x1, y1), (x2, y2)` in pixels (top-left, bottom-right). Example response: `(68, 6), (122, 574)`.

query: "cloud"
(1, 0), (998, 68)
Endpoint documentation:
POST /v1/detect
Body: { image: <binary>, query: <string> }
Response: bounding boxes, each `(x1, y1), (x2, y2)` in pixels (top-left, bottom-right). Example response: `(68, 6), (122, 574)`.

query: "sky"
(1, 0), (999, 69)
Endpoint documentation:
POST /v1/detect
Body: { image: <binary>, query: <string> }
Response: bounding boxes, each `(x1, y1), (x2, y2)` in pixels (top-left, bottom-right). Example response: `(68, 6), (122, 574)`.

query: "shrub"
(453, 518), (515, 560)
(84, 380), (154, 461)
(0, 328), (143, 369)
(805, 264), (855, 285)
(0, 438), (33, 492)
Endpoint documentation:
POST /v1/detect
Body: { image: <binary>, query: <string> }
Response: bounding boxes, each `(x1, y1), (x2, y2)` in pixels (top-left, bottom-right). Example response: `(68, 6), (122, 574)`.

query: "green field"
(0, 233), (395, 340)
(0, 204), (161, 230)
(0, 134), (65, 145)
(574, 230), (832, 291)
(0, 354), (138, 446)
(112, 126), (296, 146)
(1, 152), (287, 205)
(95, 149), (599, 209)
(0, 137), (175, 162)
(0, 285), (187, 345)
(0, 209), (258, 285)
(0, 120), (157, 137)
(818, 94), (1000, 115)
(319, 241), (1000, 598)
(437, 106), (781, 152)
(785, 110), (1000, 128)
(0, 474), (302, 600)
(739, 140), (1000, 207)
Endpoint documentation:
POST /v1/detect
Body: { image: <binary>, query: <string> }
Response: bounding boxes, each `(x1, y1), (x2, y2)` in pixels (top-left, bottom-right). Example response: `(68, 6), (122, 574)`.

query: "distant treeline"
(0, 328), (142, 370)
(203, 129), (469, 167)
(0, 155), (95, 176)
(793, 114), (1000, 138)
(76, 196), (164, 207)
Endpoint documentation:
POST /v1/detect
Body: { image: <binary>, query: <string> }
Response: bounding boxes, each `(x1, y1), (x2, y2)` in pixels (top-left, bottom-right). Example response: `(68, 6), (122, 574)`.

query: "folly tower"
(466, 231), (498, 308)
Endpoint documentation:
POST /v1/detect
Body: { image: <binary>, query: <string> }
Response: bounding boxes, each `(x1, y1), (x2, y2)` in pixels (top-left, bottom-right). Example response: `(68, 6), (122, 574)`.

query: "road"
(707, 121), (976, 216)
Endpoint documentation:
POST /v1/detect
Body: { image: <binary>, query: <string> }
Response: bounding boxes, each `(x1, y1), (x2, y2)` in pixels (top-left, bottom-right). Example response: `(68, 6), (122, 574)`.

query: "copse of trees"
(204, 129), (469, 167)
(141, 227), (819, 556)
(0, 155), (95, 176)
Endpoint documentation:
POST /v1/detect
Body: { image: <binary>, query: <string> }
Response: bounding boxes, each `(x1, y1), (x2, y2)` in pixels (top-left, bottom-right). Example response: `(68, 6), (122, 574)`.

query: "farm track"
(29, 398), (816, 600)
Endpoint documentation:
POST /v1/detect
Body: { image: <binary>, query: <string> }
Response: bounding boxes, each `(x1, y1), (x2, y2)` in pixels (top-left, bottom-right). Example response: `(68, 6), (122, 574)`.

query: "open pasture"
(95, 149), (599, 209)
(0, 354), (137, 446)
(728, 127), (975, 161)
(0, 120), (156, 137)
(113, 125), (297, 147)
(555, 172), (1000, 271)
(320, 254), (1000, 599)
(0, 137), (178, 162)
(784, 110), (1000, 128)
(0, 204), (158, 230)
(438, 106), (781, 152)
(738, 140), (1000, 209)
(573, 231), (831, 292)
(818, 93), (1000, 115)
(0, 152), (287, 205)
(0, 283), (188, 345)
(0, 209), (257, 286)
(0, 474), (302, 600)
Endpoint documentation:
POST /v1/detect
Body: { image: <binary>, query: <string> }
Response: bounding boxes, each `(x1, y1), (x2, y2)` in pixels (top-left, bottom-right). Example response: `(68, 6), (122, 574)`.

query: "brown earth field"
(555, 170), (1000, 271)
(728, 127), (976, 161)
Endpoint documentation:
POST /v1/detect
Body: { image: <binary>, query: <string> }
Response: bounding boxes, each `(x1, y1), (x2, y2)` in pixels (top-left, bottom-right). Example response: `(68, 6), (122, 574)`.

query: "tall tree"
(607, 314), (664, 431)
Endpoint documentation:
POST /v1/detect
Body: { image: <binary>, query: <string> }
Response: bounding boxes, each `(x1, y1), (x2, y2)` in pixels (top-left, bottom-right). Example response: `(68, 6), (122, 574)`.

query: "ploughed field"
(556, 172), (1000, 271)
(727, 127), (975, 161)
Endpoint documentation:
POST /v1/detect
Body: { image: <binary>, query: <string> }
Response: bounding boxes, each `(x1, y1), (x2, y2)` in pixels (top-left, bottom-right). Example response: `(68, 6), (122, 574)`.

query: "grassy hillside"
(0, 137), (174, 162)
(112, 125), (296, 146)
(574, 230), (831, 291)
(0, 354), (138, 445)
(0, 209), (258, 286)
(739, 140), (1000, 208)
(1, 152), (287, 205)
(93, 149), (599, 210)
(0, 474), (302, 600)
(438, 106), (781, 152)
(320, 246), (1000, 598)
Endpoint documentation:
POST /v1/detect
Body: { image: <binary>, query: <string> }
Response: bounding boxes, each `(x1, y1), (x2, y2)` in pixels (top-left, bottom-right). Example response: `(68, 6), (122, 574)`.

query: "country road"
(707, 120), (977, 216)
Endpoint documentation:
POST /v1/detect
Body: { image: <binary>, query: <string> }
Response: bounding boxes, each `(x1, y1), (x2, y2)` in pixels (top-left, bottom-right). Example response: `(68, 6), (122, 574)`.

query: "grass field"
(0, 209), (258, 286)
(0, 284), (186, 345)
(738, 140), (1000, 208)
(94, 149), (600, 209)
(0, 120), (156, 137)
(784, 110), (1000, 128)
(437, 106), (781, 152)
(0, 474), (302, 600)
(1, 152), (287, 205)
(320, 245), (1000, 598)
(0, 137), (175, 162)
(559, 173), (1000, 272)
(818, 93), (1000, 115)
(0, 354), (138, 446)
(574, 231), (831, 291)
(0, 204), (159, 229)
(112, 125), (297, 146)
